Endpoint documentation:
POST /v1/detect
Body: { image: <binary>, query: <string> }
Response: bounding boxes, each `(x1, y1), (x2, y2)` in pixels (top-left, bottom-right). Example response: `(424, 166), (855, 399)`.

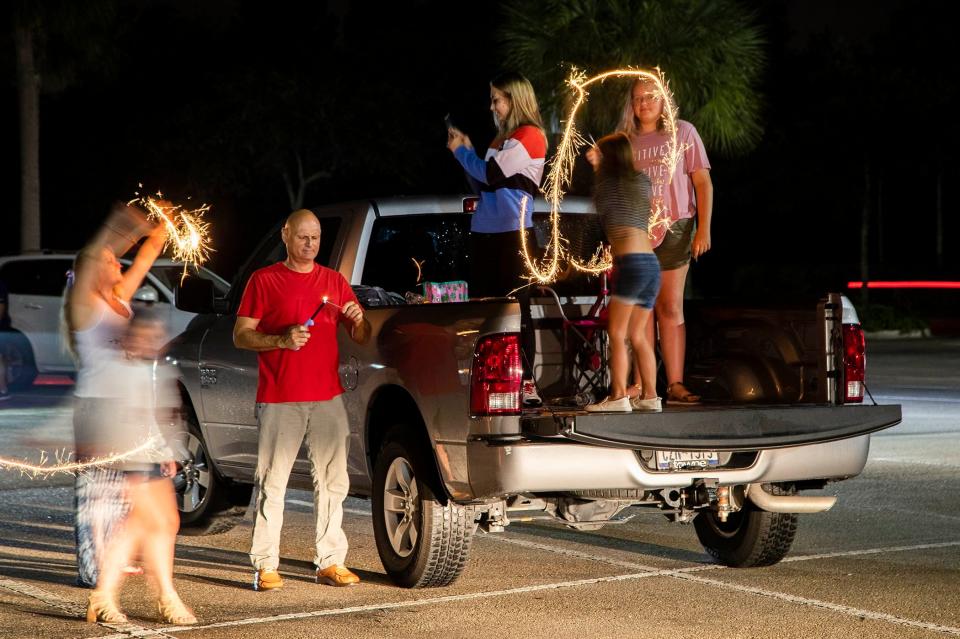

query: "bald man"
(234, 209), (371, 591)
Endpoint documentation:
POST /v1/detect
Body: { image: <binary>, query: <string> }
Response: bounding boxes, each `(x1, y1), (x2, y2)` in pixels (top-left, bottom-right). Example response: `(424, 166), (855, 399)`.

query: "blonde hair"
(617, 78), (669, 136)
(491, 72), (546, 143)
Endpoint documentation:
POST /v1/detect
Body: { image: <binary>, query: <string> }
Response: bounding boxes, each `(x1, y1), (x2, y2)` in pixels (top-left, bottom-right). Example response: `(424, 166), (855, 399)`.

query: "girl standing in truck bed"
(585, 133), (662, 413)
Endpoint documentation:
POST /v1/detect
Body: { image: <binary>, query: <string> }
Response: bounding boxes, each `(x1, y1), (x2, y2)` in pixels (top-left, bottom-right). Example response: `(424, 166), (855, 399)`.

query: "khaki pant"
(249, 397), (350, 571)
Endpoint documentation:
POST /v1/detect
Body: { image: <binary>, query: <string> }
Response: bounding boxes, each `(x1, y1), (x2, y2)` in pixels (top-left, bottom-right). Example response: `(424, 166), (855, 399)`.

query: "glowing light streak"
(0, 435), (164, 478)
(522, 68), (685, 281)
(411, 258), (425, 283)
(130, 192), (213, 284)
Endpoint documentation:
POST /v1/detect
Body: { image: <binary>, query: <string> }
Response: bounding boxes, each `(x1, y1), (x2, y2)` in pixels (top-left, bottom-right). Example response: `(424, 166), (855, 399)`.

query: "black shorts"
(655, 217), (696, 270)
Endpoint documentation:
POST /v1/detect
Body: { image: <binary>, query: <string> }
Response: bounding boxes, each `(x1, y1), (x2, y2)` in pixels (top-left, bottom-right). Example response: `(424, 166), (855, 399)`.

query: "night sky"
(3, 0), (956, 308)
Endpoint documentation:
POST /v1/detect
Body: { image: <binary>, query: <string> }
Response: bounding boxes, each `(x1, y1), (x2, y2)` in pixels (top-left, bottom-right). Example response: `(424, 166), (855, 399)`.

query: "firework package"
(422, 280), (469, 303)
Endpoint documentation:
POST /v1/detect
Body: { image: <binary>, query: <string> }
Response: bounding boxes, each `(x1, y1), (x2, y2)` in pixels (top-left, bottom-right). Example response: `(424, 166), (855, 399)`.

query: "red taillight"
(842, 324), (865, 403)
(471, 334), (521, 415)
(463, 197), (479, 213)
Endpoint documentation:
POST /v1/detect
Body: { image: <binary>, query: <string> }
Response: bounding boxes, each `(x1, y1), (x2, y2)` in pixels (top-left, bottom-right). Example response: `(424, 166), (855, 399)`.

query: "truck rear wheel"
(693, 483), (798, 567)
(372, 427), (476, 588)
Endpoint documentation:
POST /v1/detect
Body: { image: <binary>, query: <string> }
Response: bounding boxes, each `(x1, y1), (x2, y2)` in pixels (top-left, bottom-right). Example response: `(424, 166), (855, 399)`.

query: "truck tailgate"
(523, 404), (901, 451)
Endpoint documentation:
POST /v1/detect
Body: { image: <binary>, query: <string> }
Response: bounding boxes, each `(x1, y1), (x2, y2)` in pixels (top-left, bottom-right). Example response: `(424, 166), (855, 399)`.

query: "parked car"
(167, 195), (901, 588)
(0, 253), (229, 388)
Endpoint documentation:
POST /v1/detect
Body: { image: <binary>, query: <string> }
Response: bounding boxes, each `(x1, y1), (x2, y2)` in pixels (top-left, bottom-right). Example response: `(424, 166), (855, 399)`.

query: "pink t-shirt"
(629, 120), (711, 246)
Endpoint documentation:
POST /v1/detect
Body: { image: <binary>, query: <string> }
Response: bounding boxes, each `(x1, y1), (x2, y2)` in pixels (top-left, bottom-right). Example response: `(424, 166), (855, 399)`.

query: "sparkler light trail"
(130, 191), (213, 284)
(520, 68), (685, 282)
(0, 435), (164, 478)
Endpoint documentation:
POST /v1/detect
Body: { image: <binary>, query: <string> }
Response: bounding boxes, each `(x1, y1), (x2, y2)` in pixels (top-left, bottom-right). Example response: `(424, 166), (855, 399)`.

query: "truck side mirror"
(133, 284), (159, 304)
(175, 277), (215, 314)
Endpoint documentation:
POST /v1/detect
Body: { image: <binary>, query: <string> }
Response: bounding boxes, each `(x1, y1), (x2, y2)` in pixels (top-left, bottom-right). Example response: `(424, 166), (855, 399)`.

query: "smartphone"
(444, 113), (457, 132)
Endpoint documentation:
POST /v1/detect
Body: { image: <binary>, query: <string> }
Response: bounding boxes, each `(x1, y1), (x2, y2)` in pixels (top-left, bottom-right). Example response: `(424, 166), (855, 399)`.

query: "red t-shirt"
(236, 262), (359, 403)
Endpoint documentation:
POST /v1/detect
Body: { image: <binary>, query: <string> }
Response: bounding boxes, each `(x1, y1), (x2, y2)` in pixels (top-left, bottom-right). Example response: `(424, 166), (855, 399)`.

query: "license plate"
(655, 450), (720, 471)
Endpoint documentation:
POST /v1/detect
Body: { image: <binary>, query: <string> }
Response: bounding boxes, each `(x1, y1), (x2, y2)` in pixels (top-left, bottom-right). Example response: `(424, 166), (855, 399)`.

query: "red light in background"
(847, 281), (960, 289)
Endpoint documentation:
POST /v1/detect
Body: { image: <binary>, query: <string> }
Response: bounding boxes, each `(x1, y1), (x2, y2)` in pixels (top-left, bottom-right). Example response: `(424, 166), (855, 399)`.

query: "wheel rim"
(382, 456), (419, 558)
(175, 433), (211, 514)
(703, 508), (747, 539)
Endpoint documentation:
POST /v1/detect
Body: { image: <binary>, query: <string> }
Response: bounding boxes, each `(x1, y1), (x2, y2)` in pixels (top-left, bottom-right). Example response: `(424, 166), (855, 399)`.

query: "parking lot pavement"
(0, 339), (957, 638)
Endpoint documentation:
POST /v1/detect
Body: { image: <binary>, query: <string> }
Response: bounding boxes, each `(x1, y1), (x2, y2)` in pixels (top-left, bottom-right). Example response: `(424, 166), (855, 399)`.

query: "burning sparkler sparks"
(520, 67), (686, 282)
(130, 191), (213, 284)
(0, 435), (165, 479)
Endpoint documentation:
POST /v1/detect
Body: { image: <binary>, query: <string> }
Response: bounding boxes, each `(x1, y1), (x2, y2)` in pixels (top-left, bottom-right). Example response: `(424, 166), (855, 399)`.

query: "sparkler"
(0, 435), (164, 479)
(130, 191), (213, 284)
(520, 67), (686, 282)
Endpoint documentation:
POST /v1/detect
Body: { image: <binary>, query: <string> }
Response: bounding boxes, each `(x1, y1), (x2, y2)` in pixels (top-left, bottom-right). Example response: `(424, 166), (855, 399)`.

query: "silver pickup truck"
(168, 195), (901, 588)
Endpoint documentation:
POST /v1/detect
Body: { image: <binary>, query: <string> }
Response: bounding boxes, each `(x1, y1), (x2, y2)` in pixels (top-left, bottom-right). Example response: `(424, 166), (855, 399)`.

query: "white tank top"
(73, 296), (132, 398)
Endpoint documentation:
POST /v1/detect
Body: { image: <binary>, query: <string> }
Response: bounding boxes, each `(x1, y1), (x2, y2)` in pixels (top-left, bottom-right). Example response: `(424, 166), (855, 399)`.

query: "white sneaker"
(522, 379), (542, 407)
(585, 396), (632, 412)
(631, 396), (662, 412)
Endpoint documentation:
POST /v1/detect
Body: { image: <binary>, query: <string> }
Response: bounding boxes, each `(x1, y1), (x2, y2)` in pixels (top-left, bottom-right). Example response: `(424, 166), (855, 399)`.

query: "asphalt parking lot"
(0, 338), (958, 638)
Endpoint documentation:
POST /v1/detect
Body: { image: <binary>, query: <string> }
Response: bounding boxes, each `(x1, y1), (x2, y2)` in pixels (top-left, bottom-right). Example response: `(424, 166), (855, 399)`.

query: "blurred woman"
(447, 71), (547, 405)
(64, 203), (164, 590)
(618, 78), (713, 404)
(585, 133), (661, 412)
(87, 311), (196, 625)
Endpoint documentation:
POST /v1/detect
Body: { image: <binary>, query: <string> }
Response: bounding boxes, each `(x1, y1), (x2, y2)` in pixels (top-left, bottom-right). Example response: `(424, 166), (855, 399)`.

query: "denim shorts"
(611, 253), (661, 309)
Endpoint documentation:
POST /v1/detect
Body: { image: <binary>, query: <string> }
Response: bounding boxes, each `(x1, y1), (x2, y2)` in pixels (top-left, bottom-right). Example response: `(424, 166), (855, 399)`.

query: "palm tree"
(498, 0), (767, 155)
(10, 1), (120, 252)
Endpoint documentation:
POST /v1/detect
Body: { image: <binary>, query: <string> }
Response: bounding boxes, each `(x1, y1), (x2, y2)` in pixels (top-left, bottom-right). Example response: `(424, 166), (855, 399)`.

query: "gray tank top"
(73, 296), (131, 398)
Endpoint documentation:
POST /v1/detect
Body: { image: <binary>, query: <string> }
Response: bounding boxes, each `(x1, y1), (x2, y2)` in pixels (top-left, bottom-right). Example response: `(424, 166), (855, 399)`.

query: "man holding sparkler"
(234, 209), (370, 591)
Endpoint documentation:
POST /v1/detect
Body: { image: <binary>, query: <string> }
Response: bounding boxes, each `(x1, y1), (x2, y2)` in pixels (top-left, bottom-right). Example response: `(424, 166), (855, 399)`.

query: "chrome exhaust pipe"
(746, 484), (837, 513)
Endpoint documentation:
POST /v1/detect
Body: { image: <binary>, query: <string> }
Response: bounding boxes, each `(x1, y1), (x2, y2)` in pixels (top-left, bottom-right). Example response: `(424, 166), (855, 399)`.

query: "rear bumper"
(466, 434), (873, 498)
(523, 404), (902, 451)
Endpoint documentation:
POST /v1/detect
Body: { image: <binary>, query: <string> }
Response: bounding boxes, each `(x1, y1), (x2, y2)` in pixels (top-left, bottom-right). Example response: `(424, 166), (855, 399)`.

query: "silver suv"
(0, 253), (228, 388)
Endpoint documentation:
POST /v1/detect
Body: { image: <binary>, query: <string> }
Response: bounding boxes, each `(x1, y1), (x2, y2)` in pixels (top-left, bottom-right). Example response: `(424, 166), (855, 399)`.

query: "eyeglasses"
(632, 92), (663, 104)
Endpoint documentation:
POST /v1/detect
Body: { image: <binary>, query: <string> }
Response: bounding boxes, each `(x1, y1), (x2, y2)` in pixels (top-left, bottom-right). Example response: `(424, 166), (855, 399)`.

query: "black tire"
(371, 426), (476, 588)
(693, 483), (798, 567)
(174, 409), (252, 535)
(0, 331), (38, 390)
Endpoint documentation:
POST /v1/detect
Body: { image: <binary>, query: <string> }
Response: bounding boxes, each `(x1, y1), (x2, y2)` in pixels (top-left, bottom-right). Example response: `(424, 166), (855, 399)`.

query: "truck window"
(360, 211), (605, 300)
(361, 214), (471, 296)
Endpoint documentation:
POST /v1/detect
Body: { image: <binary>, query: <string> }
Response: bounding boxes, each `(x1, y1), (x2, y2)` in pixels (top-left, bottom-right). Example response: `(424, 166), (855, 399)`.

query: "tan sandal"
(86, 591), (127, 624)
(158, 593), (197, 625)
(667, 382), (701, 405)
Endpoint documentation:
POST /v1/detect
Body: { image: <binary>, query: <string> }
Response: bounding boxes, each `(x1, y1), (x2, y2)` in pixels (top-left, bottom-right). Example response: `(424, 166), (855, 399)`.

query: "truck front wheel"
(372, 428), (476, 588)
(693, 483), (798, 567)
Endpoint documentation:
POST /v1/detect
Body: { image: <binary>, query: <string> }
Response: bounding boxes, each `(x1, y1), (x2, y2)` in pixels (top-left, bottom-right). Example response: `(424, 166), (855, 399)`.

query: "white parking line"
(673, 571), (960, 636)
(81, 538), (960, 639)
(83, 564), (726, 639)
(286, 498), (369, 517)
(0, 576), (179, 639)
(493, 533), (960, 636)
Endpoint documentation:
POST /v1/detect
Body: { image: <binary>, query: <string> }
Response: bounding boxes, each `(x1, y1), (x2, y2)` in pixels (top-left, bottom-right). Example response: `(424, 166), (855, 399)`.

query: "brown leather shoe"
(254, 568), (284, 591)
(316, 565), (360, 587)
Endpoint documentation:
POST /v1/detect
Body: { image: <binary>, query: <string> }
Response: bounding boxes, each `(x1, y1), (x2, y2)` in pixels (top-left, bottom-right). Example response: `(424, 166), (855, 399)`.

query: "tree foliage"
(498, 0), (767, 155)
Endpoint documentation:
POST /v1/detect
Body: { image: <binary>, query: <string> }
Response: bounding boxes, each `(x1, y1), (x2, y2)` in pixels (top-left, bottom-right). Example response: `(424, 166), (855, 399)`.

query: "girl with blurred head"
(447, 71), (547, 406)
(585, 133), (661, 412)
